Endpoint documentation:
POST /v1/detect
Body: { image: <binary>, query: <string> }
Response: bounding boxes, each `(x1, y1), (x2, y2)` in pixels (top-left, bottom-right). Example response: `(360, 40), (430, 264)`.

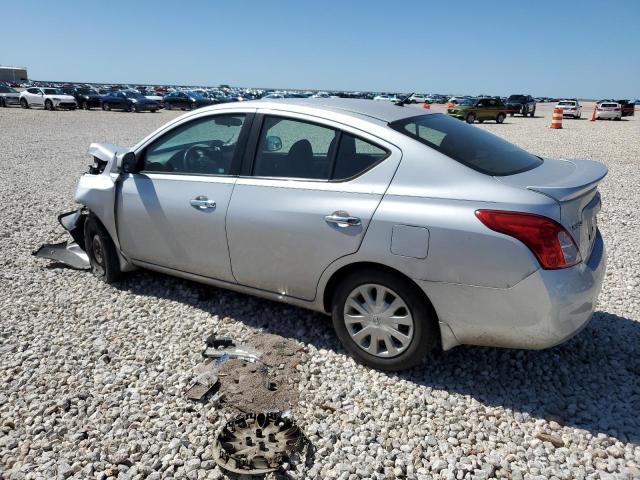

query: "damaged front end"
(33, 209), (90, 270)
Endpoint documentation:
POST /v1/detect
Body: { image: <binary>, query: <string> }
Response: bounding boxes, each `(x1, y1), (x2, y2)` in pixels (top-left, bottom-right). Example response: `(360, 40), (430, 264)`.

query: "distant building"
(0, 65), (28, 83)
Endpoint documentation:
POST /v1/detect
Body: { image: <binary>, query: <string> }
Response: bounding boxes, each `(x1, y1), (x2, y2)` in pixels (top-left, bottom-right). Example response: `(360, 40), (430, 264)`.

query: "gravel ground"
(1, 104), (639, 480)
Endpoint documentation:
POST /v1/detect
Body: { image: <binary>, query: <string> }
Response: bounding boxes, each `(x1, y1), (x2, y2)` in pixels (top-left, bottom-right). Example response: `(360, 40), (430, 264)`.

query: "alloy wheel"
(343, 283), (414, 358)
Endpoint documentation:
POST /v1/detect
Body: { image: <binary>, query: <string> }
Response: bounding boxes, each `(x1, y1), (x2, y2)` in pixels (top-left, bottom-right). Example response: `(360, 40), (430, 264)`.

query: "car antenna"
(394, 92), (414, 106)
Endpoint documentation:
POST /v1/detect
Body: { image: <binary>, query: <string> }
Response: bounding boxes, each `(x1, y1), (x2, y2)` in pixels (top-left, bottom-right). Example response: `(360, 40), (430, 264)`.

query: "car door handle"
(190, 196), (216, 210)
(325, 211), (361, 227)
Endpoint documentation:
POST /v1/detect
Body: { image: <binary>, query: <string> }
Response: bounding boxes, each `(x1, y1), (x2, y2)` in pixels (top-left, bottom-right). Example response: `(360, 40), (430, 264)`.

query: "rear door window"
(253, 117), (337, 179)
(390, 113), (543, 176)
(332, 133), (388, 180)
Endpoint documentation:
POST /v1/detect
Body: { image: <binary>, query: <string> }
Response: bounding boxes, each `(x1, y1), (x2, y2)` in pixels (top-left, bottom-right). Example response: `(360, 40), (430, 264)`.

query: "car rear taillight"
(614, 107), (621, 111)
(475, 210), (581, 269)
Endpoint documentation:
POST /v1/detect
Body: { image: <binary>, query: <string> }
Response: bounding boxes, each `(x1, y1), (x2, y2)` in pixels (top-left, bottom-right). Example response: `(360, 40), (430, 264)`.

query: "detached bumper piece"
(213, 412), (305, 475)
(33, 209), (89, 270)
(33, 241), (89, 270)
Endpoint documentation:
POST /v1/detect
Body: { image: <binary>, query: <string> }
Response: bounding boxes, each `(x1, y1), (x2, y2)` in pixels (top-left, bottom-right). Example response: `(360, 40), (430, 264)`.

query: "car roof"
(236, 98), (435, 123)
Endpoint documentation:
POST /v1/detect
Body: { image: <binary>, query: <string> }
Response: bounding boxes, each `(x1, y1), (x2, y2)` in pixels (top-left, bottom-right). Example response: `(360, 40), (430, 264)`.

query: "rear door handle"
(190, 196), (216, 210)
(325, 211), (361, 228)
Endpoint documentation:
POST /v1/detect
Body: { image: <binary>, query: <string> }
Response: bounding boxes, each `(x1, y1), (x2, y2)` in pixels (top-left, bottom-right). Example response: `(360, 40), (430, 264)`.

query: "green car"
(447, 97), (507, 124)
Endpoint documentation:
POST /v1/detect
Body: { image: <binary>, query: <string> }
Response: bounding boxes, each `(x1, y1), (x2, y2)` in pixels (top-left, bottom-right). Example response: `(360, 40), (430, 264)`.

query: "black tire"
(522, 107), (528, 117)
(126, 104), (133, 112)
(509, 112), (514, 117)
(478, 119), (484, 123)
(134, 104), (141, 113)
(0, 98), (5, 108)
(496, 113), (505, 124)
(465, 113), (475, 124)
(81, 101), (89, 110)
(331, 268), (438, 371)
(45, 100), (54, 111)
(103, 102), (111, 111)
(165, 102), (172, 110)
(84, 215), (121, 283)
(20, 98), (29, 109)
(529, 108), (535, 117)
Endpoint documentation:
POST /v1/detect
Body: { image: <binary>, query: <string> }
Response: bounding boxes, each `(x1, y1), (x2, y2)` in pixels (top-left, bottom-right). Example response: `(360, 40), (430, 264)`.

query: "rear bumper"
(560, 109), (579, 116)
(417, 230), (606, 351)
(596, 111), (621, 119)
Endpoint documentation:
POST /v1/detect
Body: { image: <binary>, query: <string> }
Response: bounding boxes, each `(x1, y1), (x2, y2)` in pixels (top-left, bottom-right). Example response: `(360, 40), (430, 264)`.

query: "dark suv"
(61, 86), (103, 110)
(616, 100), (635, 117)
(505, 94), (536, 117)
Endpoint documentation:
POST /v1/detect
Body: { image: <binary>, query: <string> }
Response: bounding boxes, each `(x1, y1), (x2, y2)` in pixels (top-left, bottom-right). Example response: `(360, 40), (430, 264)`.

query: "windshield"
(43, 88), (61, 94)
(389, 113), (543, 176)
(457, 98), (475, 106)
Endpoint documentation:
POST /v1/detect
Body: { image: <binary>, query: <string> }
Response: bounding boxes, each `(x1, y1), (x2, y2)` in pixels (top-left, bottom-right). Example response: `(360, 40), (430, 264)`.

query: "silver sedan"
(46, 99), (607, 371)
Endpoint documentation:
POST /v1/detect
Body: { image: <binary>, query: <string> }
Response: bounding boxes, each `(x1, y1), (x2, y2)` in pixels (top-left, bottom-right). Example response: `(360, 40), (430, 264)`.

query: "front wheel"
(103, 102), (111, 111)
(465, 113), (476, 124)
(0, 98), (5, 108)
(331, 269), (437, 371)
(20, 98), (29, 109)
(45, 100), (54, 111)
(529, 108), (535, 117)
(84, 215), (122, 283)
(496, 113), (505, 124)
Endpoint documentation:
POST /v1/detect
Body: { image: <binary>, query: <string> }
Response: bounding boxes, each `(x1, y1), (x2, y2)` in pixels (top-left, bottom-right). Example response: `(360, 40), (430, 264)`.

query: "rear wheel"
(84, 215), (121, 283)
(522, 107), (528, 117)
(465, 113), (476, 124)
(331, 268), (437, 371)
(0, 98), (5, 108)
(165, 102), (172, 110)
(496, 113), (505, 124)
(103, 102), (111, 111)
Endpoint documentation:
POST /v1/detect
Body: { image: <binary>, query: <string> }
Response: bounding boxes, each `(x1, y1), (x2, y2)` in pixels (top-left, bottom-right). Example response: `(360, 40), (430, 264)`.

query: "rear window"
(389, 113), (543, 176)
(558, 101), (575, 106)
(601, 103), (617, 108)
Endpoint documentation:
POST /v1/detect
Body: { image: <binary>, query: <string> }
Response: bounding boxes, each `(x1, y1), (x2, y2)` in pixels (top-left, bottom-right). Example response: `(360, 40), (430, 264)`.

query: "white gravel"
(1, 104), (639, 480)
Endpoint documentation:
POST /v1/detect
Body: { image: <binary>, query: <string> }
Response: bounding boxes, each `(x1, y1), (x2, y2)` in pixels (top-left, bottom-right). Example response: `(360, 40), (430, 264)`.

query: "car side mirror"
(118, 151), (139, 174)
(265, 136), (282, 152)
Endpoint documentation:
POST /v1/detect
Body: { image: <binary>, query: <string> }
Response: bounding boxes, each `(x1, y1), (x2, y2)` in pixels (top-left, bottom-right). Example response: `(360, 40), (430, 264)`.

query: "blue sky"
(1, 0), (639, 98)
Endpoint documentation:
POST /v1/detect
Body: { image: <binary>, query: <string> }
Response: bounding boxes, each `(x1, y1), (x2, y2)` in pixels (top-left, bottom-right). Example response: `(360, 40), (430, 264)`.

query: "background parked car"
(0, 85), (21, 107)
(101, 91), (159, 112)
(595, 101), (622, 120)
(556, 100), (583, 118)
(19, 87), (77, 110)
(163, 91), (214, 110)
(447, 97), (507, 123)
(505, 94), (536, 117)
(62, 86), (102, 110)
(616, 99), (635, 117)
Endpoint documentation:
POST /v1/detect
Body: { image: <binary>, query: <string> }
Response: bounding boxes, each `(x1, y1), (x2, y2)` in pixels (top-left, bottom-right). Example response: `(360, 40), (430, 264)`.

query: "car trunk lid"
(496, 159), (607, 259)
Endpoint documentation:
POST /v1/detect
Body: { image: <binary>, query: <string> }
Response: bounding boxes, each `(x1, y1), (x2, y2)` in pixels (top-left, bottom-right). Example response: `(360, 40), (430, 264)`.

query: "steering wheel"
(184, 144), (219, 173)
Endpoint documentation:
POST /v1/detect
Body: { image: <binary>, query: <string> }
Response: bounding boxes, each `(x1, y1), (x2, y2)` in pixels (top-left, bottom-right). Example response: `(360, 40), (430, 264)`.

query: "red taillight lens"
(475, 210), (582, 269)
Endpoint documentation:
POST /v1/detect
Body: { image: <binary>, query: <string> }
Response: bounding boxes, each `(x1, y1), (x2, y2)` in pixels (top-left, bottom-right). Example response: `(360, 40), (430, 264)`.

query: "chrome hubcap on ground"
(343, 283), (414, 358)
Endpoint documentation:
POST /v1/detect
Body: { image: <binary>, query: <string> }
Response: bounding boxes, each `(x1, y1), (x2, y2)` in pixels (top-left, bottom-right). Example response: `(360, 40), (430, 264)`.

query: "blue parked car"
(101, 90), (159, 112)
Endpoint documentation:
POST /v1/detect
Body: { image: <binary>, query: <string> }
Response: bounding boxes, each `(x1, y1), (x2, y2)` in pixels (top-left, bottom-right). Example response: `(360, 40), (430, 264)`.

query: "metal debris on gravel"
(213, 412), (305, 475)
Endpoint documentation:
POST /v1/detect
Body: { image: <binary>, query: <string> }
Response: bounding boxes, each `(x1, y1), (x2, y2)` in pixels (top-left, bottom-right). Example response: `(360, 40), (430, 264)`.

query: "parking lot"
(1, 104), (639, 479)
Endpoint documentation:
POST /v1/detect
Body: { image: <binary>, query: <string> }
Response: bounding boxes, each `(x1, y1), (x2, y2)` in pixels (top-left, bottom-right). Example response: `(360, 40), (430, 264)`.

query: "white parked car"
(556, 100), (582, 119)
(408, 94), (427, 104)
(144, 92), (164, 105)
(595, 102), (622, 120)
(20, 87), (77, 110)
(373, 94), (399, 102)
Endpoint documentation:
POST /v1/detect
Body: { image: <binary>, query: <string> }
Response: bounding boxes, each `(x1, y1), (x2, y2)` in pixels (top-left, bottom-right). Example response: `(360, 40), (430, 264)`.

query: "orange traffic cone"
(549, 107), (563, 129)
(422, 102), (430, 109)
(590, 106), (597, 121)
